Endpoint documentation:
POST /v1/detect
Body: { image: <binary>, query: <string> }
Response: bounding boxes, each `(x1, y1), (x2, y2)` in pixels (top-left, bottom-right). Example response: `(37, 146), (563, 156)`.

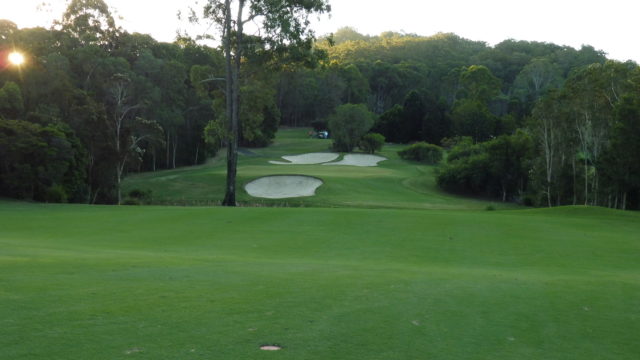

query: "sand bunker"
(245, 175), (323, 199)
(260, 345), (281, 351)
(324, 154), (387, 167)
(269, 152), (339, 165)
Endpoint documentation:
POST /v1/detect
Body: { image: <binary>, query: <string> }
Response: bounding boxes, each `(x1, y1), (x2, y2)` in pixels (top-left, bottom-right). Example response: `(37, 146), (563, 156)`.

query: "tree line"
(1, 2), (638, 209)
(278, 27), (639, 210)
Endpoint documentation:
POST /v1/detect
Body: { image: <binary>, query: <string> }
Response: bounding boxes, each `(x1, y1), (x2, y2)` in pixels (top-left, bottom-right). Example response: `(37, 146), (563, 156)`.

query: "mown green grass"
(123, 128), (517, 209)
(1, 202), (639, 359)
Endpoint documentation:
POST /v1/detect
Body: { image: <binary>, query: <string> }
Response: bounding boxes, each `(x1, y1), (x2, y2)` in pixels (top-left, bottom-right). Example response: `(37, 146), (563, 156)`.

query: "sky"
(2, 0), (639, 62)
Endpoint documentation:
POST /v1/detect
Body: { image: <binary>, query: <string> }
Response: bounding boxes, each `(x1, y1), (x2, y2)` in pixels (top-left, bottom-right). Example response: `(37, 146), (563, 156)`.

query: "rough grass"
(123, 128), (518, 209)
(1, 202), (639, 359)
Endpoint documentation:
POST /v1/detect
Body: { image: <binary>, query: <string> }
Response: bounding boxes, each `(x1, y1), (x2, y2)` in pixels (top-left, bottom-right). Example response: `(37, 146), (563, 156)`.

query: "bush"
(328, 104), (375, 152)
(358, 133), (385, 154)
(43, 184), (68, 203)
(398, 142), (443, 164)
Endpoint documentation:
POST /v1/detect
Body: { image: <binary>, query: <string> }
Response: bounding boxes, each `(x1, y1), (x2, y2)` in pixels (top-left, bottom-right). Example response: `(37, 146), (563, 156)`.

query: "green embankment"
(1, 202), (639, 359)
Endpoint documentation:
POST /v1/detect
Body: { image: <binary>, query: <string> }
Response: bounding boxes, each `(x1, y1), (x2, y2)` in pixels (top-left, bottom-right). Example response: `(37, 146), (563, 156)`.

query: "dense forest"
(1, 2), (639, 208)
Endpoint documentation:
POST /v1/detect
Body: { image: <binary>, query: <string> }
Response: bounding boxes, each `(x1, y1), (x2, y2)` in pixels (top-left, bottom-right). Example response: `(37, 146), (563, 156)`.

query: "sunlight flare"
(8, 52), (25, 66)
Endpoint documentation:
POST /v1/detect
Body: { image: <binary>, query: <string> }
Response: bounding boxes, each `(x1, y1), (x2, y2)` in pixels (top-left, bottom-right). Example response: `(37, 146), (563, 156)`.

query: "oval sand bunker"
(269, 152), (339, 165)
(323, 154), (387, 167)
(245, 175), (323, 199)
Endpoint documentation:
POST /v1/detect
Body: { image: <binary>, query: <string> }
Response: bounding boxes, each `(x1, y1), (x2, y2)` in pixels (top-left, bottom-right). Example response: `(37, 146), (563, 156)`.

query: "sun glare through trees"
(7, 51), (24, 66)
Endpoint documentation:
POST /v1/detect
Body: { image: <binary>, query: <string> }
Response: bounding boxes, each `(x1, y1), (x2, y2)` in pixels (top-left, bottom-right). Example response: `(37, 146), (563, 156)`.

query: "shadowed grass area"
(123, 128), (518, 209)
(1, 202), (639, 359)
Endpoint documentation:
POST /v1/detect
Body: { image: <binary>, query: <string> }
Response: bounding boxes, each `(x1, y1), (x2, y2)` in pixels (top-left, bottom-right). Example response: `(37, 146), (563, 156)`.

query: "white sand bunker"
(269, 152), (339, 165)
(324, 154), (387, 167)
(245, 175), (323, 199)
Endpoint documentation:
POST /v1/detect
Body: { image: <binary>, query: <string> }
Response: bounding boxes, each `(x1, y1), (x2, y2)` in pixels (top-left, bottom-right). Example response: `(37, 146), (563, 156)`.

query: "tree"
(197, 0), (330, 206)
(399, 90), (426, 143)
(56, 0), (121, 49)
(0, 119), (88, 202)
(421, 94), (451, 145)
(331, 27), (370, 44)
(459, 65), (501, 104)
(371, 104), (403, 143)
(368, 60), (402, 114)
(328, 104), (375, 152)
(359, 133), (385, 154)
(0, 20), (17, 43)
(530, 90), (563, 207)
(437, 132), (533, 201)
(513, 58), (562, 102)
(106, 73), (162, 204)
(451, 99), (496, 143)
(339, 64), (370, 104)
(484, 131), (533, 202)
(604, 95), (640, 209)
(0, 81), (24, 119)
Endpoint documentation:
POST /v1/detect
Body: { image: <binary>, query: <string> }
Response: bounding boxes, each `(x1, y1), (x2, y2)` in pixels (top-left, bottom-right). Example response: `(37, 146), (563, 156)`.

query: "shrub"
(44, 184), (68, 203)
(398, 142), (443, 164)
(358, 133), (385, 154)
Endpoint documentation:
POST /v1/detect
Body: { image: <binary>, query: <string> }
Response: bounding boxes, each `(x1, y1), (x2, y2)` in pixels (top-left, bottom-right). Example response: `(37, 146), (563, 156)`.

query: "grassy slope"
(123, 128), (518, 209)
(1, 202), (639, 359)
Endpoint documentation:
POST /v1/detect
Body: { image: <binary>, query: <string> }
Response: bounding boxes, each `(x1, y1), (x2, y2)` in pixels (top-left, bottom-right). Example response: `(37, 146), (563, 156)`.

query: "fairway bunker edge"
(245, 175), (323, 199)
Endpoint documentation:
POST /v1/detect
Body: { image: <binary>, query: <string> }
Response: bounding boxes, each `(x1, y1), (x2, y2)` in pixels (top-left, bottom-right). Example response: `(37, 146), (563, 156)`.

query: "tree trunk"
(584, 156), (588, 206)
(622, 192), (627, 211)
(593, 170), (599, 206)
(172, 136), (178, 169)
(91, 188), (100, 205)
(116, 163), (122, 205)
(166, 132), (171, 169)
(222, 0), (240, 206)
(194, 144), (200, 165)
(572, 157), (577, 205)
